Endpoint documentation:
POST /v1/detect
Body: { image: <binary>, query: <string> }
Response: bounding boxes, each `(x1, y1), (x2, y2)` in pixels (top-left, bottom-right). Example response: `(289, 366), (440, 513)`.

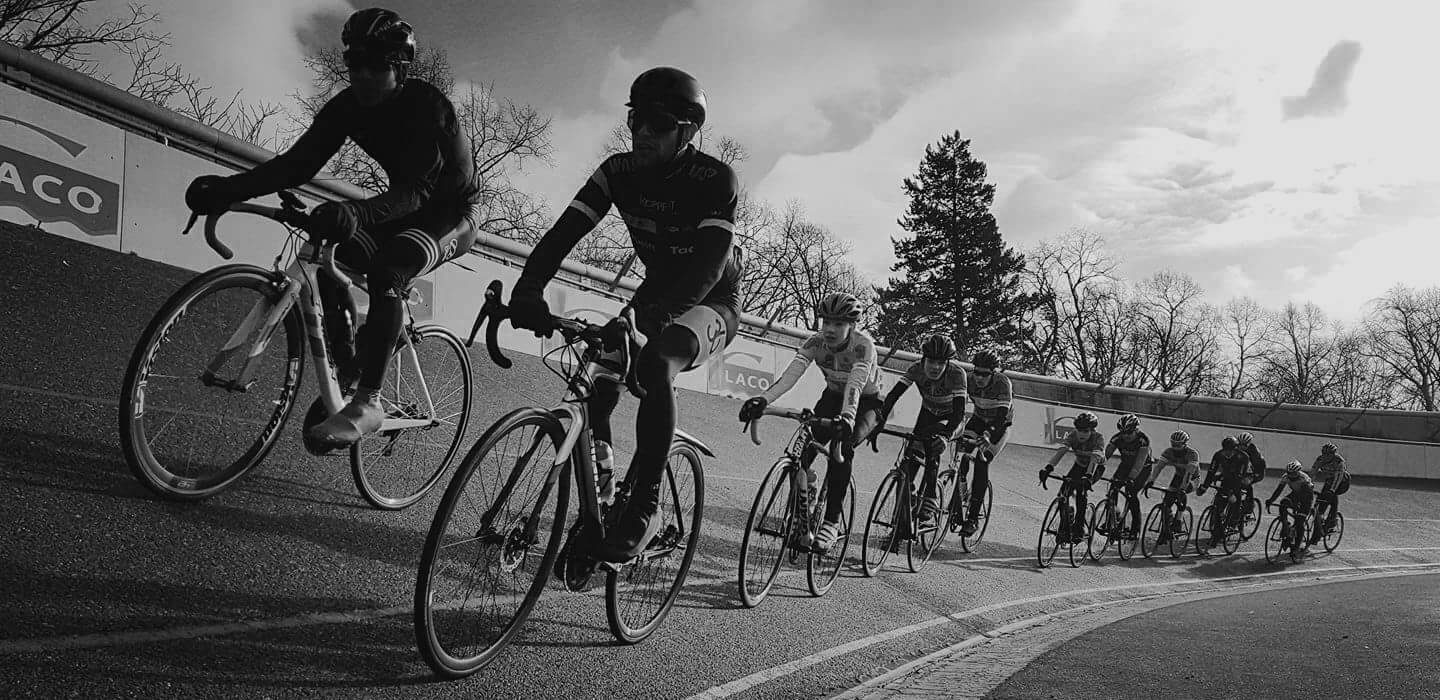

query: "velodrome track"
(3, 221), (1438, 698)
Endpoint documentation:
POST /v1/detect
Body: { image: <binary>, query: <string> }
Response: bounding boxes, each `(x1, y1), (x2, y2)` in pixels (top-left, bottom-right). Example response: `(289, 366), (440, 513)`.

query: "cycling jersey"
(1242, 443), (1267, 478)
(1205, 449), (1251, 489)
(1155, 446), (1201, 490)
(1276, 470), (1316, 499)
(898, 360), (967, 416)
(224, 79), (479, 226)
(967, 372), (1013, 425)
(1107, 430), (1151, 463)
(1063, 430), (1106, 470)
(538, 145), (742, 316)
(764, 330), (881, 420)
(1312, 453), (1348, 480)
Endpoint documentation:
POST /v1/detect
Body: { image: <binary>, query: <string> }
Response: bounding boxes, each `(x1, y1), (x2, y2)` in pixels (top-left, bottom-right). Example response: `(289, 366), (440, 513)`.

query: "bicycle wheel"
(920, 469), (956, 564)
(119, 265), (304, 500)
(1221, 504), (1244, 555)
(1086, 502), (1111, 563)
(737, 460), (794, 608)
(1036, 499), (1064, 569)
(862, 471), (903, 577)
(1195, 506), (1215, 556)
(1141, 504), (1165, 559)
(1115, 500), (1138, 561)
(1241, 497), (1262, 540)
(352, 324), (473, 510)
(1066, 503), (1084, 568)
(1322, 511), (1344, 552)
(807, 476), (854, 596)
(960, 479), (993, 552)
(1264, 517), (1286, 564)
(1170, 507), (1193, 559)
(606, 442), (704, 644)
(1289, 517), (1309, 563)
(414, 407), (569, 679)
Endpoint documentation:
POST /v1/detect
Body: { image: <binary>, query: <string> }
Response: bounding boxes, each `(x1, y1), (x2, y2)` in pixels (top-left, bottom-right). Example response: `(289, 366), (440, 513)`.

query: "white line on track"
(681, 561), (1440, 700)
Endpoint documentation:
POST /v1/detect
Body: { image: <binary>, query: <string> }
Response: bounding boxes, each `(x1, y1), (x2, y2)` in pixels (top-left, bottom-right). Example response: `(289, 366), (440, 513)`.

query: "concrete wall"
(3, 46), (1436, 480)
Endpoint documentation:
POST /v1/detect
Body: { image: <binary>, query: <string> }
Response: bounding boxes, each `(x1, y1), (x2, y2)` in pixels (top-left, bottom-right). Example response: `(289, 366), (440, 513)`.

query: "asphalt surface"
(2, 220), (1438, 698)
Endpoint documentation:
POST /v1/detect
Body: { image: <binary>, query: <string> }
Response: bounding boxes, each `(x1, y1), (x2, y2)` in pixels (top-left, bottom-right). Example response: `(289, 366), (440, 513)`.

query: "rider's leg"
(818, 400), (877, 549)
(588, 379), (622, 503)
(970, 423), (1006, 521)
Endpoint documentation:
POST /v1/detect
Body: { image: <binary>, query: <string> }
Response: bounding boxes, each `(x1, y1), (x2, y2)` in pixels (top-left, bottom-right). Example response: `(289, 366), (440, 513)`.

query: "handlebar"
(184, 190), (311, 260)
(1040, 470), (1092, 491)
(744, 406), (845, 465)
(465, 280), (644, 397)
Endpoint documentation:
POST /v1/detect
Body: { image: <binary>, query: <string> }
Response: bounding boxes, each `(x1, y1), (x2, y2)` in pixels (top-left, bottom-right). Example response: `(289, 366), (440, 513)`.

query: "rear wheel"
(737, 460), (793, 608)
(605, 442), (704, 644)
(807, 477), (854, 597)
(414, 408), (568, 679)
(1321, 511), (1345, 553)
(119, 265), (304, 500)
(352, 324), (472, 510)
(862, 471), (903, 577)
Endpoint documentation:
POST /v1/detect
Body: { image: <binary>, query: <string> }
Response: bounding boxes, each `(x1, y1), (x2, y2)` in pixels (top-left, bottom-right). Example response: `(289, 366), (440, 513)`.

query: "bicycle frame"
(194, 201), (435, 432)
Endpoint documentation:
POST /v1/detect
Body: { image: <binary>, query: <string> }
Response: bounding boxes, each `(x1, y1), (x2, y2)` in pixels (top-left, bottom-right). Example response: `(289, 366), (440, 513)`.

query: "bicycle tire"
(738, 459), (793, 608)
(960, 480), (993, 553)
(119, 264), (304, 500)
(1322, 511), (1344, 552)
(351, 324), (473, 510)
(1195, 506), (1216, 556)
(1036, 499), (1064, 569)
(1170, 506), (1193, 559)
(862, 471), (903, 577)
(414, 407), (569, 679)
(1141, 504), (1166, 559)
(921, 469), (956, 564)
(1264, 516), (1286, 564)
(1241, 497), (1263, 540)
(1087, 501), (1112, 563)
(807, 477), (854, 596)
(1290, 517), (1309, 563)
(1115, 499), (1138, 561)
(1066, 502), (1084, 568)
(605, 441), (704, 644)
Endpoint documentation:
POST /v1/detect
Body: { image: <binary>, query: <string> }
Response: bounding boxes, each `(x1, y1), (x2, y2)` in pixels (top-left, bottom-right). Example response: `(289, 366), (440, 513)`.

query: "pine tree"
(874, 131), (1038, 358)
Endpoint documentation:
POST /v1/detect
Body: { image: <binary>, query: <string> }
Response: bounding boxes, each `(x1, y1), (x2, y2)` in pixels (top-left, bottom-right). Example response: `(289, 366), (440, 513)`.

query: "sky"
(94, 0), (1440, 323)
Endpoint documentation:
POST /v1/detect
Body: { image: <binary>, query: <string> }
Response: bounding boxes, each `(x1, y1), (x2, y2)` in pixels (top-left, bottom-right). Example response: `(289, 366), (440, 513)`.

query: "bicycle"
(736, 406), (855, 607)
(928, 431), (994, 555)
(1195, 487), (1246, 556)
(1310, 500), (1345, 553)
(1037, 470), (1093, 569)
(1264, 500), (1311, 564)
(861, 426), (946, 575)
(118, 193), (472, 509)
(413, 281), (707, 678)
(1086, 475), (1140, 562)
(1139, 484), (1194, 559)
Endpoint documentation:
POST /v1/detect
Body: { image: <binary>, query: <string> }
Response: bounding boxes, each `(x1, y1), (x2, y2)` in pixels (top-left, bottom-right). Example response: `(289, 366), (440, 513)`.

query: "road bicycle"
(1087, 474), (1141, 562)
(1139, 483), (1194, 559)
(118, 192), (472, 509)
(861, 426), (952, 575)
(413, 281), (706, 678)
(1036, 470), (1093, 569)
(736, 406), (855, 607)
(1195, 487), (1247, 555)
(1264, 499), (1311, 564)
(928, 431), (994, 555)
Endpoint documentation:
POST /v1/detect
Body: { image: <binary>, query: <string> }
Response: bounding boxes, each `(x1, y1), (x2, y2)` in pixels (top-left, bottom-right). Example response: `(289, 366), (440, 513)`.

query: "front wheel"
(414, 407), (569, 679)
(1321, 511), (1345, 553)
(1221, 503), (1245, 554)
(1086, 501), (1113, 563)
(1115, 499), (1138, 561)
(605, 442), (704, 644)
(1036, 499), (1064, 569)
(959, 479), (993, 553)
(352, 324), (473, 510)
(1241, 497), (1263, 540)
(862, 471), (904, 577)
(807, 477), (855, 596)
(1169, 507), (1194, 558)
(119, 265), (304, 500)
(737, 460), (794, 608)
(1195, 506), (1216, 556)
(1264, 517), (1286, 565)
(920, 469), (956, 564)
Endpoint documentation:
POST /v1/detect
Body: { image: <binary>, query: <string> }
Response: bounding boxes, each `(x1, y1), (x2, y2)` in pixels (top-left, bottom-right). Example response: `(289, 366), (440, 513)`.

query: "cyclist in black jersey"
(876, 334), (966, 529)
(509, 67), (742, 564)
(184, 8), (480, 450)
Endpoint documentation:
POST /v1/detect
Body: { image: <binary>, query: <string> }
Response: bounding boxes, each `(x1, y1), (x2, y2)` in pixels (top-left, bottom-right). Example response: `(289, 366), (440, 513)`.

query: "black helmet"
(628, 67), (707, 127)
(1222, 436), (1238, 451)
(342, 8), (416, 65)
(921, 334), (956, 360)
(972, 349), (999, 370)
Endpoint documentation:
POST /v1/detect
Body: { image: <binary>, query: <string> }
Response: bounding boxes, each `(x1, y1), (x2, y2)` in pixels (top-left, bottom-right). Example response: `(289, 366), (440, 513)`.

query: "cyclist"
(875, 334), (967, 529)
(1267, 460), (1317, 547)
(1103, 413), (1152, 540)
(739, 292), (882, 552)
(962, 349), (1013, 536)
(1039, 411), (1106, 543)
(509, 66), (742, 564)
(184, 8), (480, 450)
(1144, 430), (1202, 544)
(1236, 431), (1267, 518)
(1197, 436), (1251, 551)
(1310, 443), (1350, 543)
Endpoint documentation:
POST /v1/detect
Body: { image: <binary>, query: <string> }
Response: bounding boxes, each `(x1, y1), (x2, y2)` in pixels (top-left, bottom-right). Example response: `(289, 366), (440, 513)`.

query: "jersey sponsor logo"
(638, 194), (676, 213)
(687, 164), (717, 180)
(0, 142), (118, 237)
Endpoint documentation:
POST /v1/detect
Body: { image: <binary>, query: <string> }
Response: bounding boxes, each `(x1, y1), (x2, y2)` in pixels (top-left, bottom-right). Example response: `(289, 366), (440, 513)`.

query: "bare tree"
(1023, 228), (1122, 382)
(1217, 297), (1273, 399)
(1364, 285), (1440, 411)
(1, 1), (160, 72)
(1256, 302), (1336, 405)
(1131, 271), (1220, 392)
(742, 201), (869, 330)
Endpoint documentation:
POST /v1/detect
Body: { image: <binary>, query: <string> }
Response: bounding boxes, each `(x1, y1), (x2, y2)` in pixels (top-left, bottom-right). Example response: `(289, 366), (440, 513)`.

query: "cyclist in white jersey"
(739, 292), (882, 551)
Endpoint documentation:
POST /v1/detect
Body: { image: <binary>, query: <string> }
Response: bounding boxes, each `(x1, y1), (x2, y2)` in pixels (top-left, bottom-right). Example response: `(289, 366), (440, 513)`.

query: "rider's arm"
(222, 102), (347, 200)
(840, 337), (878, 421)
(1044, 445), (1069, 469)
(942, 395), (966, 435)
(878, 378), (911, 418)
(1267, 480), (1286, 503)
(346, 89), (468, 228)
(1000, 376), (1015, 425)
(517, 163), (615, 290)
(760, 343), (817, 404)
(650, 167), (740, 316)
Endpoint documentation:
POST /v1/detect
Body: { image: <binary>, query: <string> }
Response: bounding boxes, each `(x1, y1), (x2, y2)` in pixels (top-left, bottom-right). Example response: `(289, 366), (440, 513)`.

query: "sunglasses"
(627, 108), (691, 134)
(973, 369), (993, 377)
(344, 53), (392, 73)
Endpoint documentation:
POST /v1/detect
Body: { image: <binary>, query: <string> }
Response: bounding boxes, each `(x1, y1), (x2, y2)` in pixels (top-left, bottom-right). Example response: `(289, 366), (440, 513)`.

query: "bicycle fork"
(201, 272), (300, 393)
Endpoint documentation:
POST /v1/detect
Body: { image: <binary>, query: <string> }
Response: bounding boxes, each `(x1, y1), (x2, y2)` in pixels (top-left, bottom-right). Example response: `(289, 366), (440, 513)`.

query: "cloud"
(1283, 41), (1363, 120)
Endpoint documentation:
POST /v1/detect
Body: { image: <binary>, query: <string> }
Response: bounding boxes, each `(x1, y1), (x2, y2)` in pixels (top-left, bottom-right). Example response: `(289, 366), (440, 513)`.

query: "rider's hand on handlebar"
(834, 415), (855, 444)
(738, 396), (768, 423)
(310, 201), (359, 245)
(184, 175), (238, 215)
(508, 282), (554, 336)
(1265, 499), (1275, 513)
(1038, 465), (1053, 483)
